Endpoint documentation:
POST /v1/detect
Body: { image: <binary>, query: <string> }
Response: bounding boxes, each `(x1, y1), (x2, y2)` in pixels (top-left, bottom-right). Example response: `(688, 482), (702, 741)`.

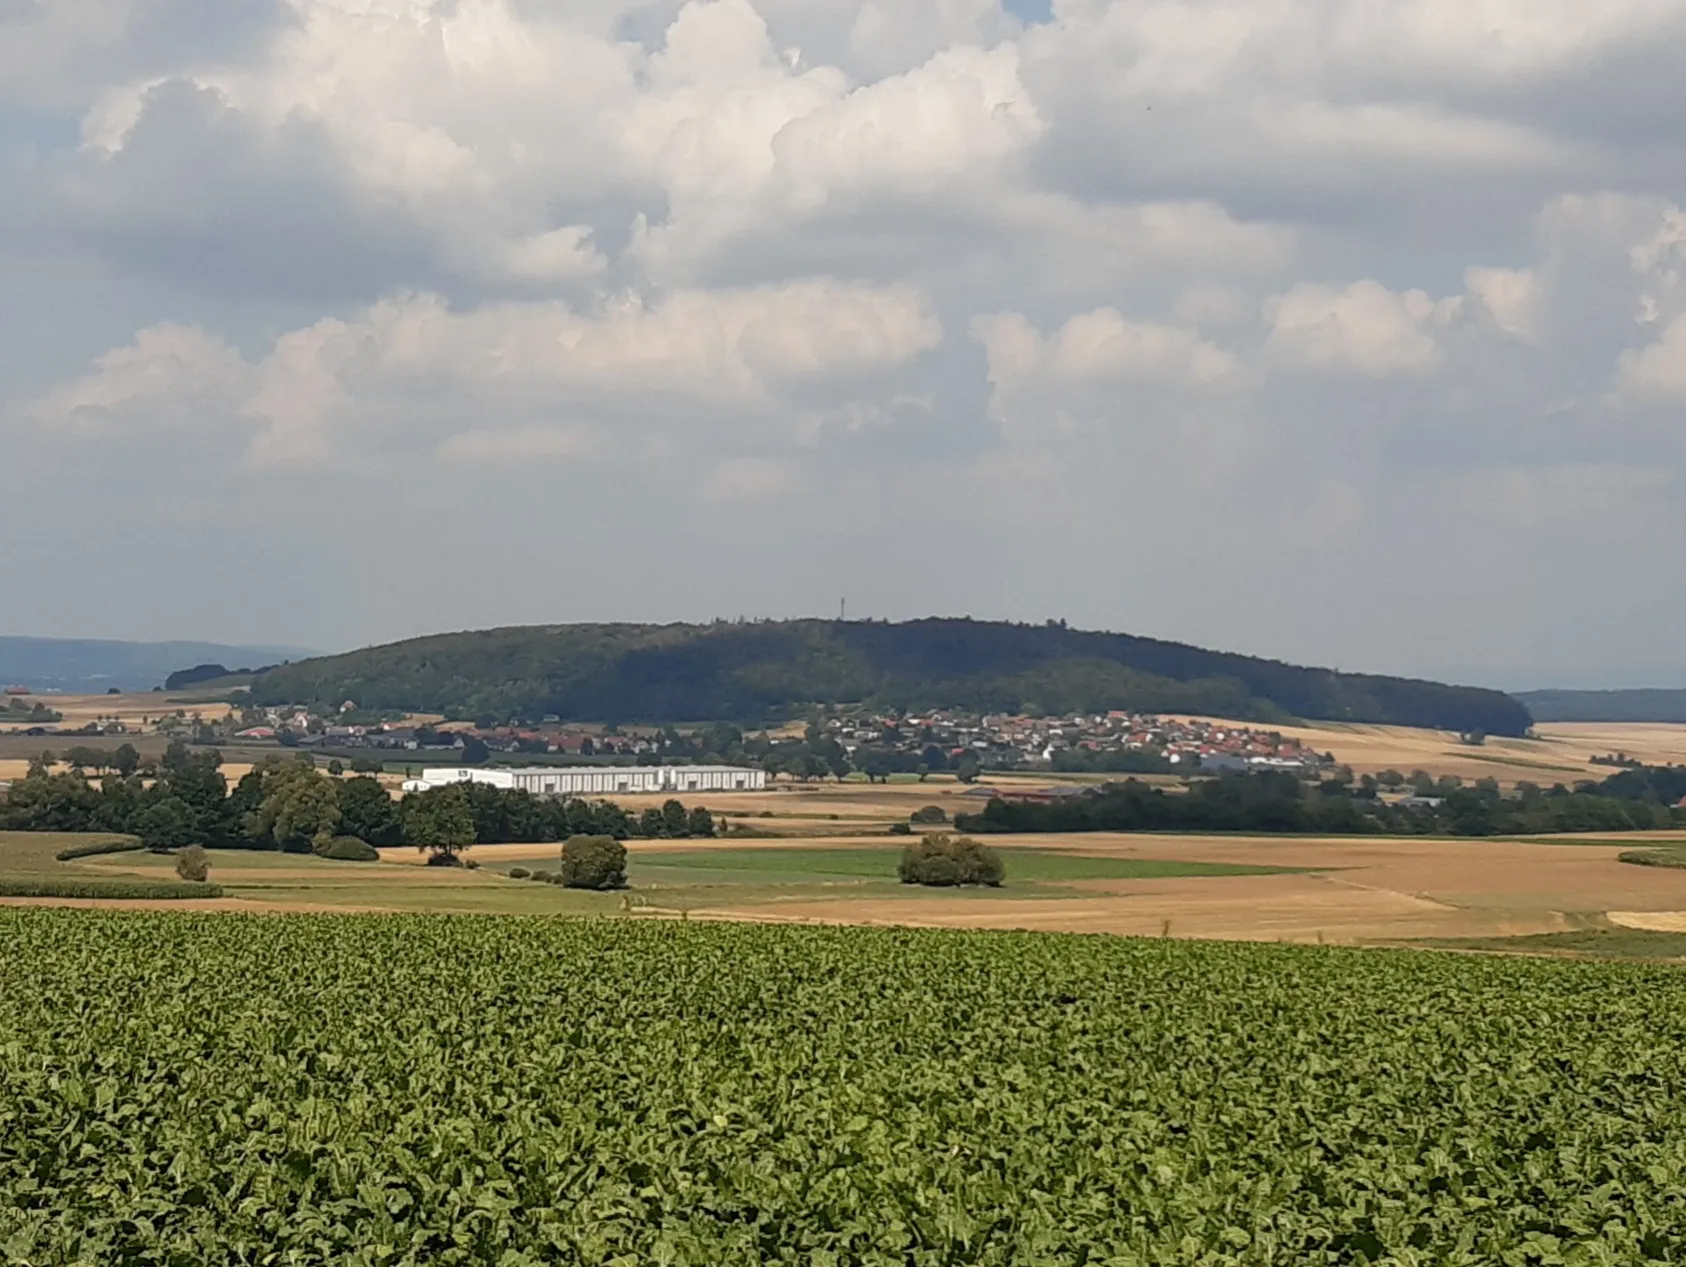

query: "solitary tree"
(405, 785), (476, 865)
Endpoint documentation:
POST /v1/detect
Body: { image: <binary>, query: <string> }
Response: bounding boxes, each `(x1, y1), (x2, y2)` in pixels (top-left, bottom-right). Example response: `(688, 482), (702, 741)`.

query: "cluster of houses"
(211, 702), (1331, 778)
(819, 709), (1332, 774)
(229, 706), (666, 757)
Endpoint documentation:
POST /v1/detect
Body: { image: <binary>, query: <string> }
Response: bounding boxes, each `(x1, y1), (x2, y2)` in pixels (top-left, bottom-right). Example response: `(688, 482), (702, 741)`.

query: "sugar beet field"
(3, 914), (1685, 1265)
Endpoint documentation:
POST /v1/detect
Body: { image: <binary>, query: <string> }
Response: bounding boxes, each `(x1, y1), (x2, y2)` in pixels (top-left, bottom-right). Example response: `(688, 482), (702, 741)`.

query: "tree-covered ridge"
(1516, 688), (1686, 723)
(251, 618), (1534, 735)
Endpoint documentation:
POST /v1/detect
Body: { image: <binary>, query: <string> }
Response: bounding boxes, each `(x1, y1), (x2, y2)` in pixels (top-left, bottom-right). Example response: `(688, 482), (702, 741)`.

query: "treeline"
(0, 744), (716, 852)
(1514, 689), (1686, 724)
(957, 769), (1684, 838)
(1050, 748), (1174, 775)
(248, 618), (1532, 735)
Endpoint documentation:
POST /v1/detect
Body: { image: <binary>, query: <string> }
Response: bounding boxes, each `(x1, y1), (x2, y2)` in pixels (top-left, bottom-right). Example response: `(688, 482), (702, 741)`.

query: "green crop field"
(3, 912), (1685, 1264)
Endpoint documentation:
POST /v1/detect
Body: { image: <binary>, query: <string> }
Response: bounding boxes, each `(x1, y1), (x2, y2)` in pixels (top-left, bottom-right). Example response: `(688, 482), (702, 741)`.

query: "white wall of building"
(415, 764), (764, 797)
(420, 767), (515, 790)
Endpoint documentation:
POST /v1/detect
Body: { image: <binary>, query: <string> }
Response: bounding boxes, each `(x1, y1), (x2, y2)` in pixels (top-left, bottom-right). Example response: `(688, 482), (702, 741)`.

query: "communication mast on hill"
(839, 598), (846, 622)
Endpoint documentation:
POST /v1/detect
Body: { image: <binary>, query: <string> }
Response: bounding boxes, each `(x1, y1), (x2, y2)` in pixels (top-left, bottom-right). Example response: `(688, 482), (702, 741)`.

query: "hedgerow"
(1619, 848), (1686, 869)
(52, 838), (145, 861)
(0, 879), (222, 900)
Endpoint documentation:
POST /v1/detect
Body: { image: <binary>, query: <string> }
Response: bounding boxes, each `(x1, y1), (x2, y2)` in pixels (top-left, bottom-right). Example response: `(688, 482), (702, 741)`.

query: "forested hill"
(0, 636), (315, 693)
(1516, 689), (1686, 723)
(249, 619), (1533, 735)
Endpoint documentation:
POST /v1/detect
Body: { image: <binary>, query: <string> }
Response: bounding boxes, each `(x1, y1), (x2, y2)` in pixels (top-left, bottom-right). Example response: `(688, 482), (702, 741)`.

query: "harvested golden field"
(1168, 715), (1686, 785)
(632, 832), (1686, 945)
(9, 812), (1686, 948)
(382, 829), (1686, 948)
(0, 690), (235, 731)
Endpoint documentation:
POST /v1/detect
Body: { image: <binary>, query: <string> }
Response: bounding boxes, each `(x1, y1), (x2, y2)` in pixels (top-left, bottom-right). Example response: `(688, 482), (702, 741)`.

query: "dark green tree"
(662, 799), (689, 838)
(336, 776), (403, 847)
(135, 797), (201, 853)
(404, 786), (476, 864)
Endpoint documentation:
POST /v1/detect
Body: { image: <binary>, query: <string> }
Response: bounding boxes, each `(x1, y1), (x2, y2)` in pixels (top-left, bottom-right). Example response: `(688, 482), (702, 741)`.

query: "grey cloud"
(2, 0), (1685, 687)
(9, 81), (436, 303)
(0, 0), (285, 109)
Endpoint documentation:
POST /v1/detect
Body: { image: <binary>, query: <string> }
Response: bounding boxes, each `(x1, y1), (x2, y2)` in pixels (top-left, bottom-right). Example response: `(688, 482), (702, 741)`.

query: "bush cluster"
(561, 835), (628, 890)
(313, 836), (380, 862)
(174, 845), (211, 883)
(898, 834), (1004, 888)
(909, 806), (948, 824)
(508, 866), (531, 879)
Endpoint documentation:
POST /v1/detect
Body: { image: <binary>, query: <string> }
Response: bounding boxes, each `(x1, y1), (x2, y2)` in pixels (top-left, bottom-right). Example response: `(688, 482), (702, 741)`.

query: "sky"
(2, 0), (1684, 691)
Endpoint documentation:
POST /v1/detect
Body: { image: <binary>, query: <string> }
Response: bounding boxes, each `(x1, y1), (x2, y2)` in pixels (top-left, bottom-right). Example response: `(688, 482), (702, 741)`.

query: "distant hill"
(1515, 689), (1686, 724)
(250, 619), (1533, 735)
(0, 637), (317, 694)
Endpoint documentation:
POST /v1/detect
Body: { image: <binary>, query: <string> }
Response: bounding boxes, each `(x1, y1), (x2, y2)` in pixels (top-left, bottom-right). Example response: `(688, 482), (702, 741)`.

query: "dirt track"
(0, 896), (387, 914)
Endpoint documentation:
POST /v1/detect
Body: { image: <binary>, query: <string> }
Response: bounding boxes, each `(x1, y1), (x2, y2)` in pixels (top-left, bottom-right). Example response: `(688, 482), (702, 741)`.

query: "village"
(4, 679), (1333, 780)
(136, 697), (1336, 779)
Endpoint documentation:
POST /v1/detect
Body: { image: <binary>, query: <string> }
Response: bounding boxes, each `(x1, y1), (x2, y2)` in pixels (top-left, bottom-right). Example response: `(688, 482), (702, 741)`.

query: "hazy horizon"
(1, 622), (1680, 696)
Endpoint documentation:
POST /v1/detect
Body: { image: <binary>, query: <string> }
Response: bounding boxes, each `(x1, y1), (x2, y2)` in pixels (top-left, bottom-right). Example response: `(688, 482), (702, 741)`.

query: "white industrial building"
(402, 764), (766, 797)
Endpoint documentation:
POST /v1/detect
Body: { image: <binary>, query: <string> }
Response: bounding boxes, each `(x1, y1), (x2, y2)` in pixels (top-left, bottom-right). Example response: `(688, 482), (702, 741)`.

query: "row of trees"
(957, 769), (1685, 838)
(0, 745), (716, 855)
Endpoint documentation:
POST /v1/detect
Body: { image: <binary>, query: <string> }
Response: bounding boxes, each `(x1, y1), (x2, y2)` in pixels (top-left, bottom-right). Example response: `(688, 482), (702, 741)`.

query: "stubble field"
(10, 823), (1686, 956)
(1166, 714), (1686, 784)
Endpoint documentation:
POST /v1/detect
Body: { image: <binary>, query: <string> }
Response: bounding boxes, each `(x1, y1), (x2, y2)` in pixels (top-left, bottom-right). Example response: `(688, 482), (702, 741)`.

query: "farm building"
(404, 764), (766, 797)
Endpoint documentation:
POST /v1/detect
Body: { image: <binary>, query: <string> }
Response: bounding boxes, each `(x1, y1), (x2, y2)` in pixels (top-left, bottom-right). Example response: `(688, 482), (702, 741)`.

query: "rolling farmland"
(3, 912), (1685, 1263)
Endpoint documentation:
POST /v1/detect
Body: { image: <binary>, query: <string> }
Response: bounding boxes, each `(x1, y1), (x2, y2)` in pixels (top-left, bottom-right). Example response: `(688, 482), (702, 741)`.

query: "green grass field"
(3, 912), (1685, 1263)
(0, 831), (136, 875)
(0, 831), (223, 899)
(1423, 927), (1686, 959)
